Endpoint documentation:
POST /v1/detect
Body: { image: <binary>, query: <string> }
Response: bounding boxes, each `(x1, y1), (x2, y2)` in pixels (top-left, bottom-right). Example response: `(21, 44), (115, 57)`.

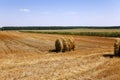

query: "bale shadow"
(103, 54), (120, 58)
(49, 49), (57, 53)
(49, 49), (66, 53)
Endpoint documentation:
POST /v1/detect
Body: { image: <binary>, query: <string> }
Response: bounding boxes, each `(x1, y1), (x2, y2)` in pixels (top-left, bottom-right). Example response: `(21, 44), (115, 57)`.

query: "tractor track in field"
(0, 31), (119, 80)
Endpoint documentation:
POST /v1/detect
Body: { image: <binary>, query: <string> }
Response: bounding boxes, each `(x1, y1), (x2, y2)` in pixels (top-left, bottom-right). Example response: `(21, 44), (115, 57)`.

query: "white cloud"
(19, 8), (30, 13)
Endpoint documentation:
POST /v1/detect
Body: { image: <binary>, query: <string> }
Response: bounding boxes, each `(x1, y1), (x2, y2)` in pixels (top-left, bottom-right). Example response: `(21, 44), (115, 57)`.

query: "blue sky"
(0, 0), (120, 26)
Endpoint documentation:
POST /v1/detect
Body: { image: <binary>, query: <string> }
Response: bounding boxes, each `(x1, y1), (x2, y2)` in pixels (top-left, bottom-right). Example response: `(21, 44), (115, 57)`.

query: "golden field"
(0, 31), (120, 80)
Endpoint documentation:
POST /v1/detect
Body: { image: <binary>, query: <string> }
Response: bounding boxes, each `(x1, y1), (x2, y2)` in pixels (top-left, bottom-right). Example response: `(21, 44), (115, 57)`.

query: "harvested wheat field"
(0, 31), (120, 80)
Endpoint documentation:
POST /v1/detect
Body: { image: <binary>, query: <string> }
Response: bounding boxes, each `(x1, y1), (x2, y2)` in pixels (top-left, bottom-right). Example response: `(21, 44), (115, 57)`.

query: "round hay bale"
(55, 36), (75, 53)
(114, 38), (120, 56)
(55, 38), (63, 52)
(61, 37), (69, 52)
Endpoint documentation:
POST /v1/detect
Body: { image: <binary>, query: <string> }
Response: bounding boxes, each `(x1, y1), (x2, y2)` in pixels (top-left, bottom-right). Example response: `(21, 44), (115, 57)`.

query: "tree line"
(0, 26), (120, 30)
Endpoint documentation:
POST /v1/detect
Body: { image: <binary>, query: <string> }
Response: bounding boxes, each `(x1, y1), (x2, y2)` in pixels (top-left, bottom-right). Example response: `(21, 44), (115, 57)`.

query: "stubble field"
(0, 31), (120, 80)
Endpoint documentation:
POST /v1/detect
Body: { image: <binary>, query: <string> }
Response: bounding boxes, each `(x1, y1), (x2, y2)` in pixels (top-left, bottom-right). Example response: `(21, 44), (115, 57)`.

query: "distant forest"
(0, 26), (120, 30)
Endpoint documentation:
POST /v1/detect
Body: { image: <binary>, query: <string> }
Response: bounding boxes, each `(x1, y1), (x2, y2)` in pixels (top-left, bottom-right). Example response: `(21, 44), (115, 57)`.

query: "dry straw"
(114, 38), (120, 56)
(62, 37), (69, 52)
(68, 36), (75, 51)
